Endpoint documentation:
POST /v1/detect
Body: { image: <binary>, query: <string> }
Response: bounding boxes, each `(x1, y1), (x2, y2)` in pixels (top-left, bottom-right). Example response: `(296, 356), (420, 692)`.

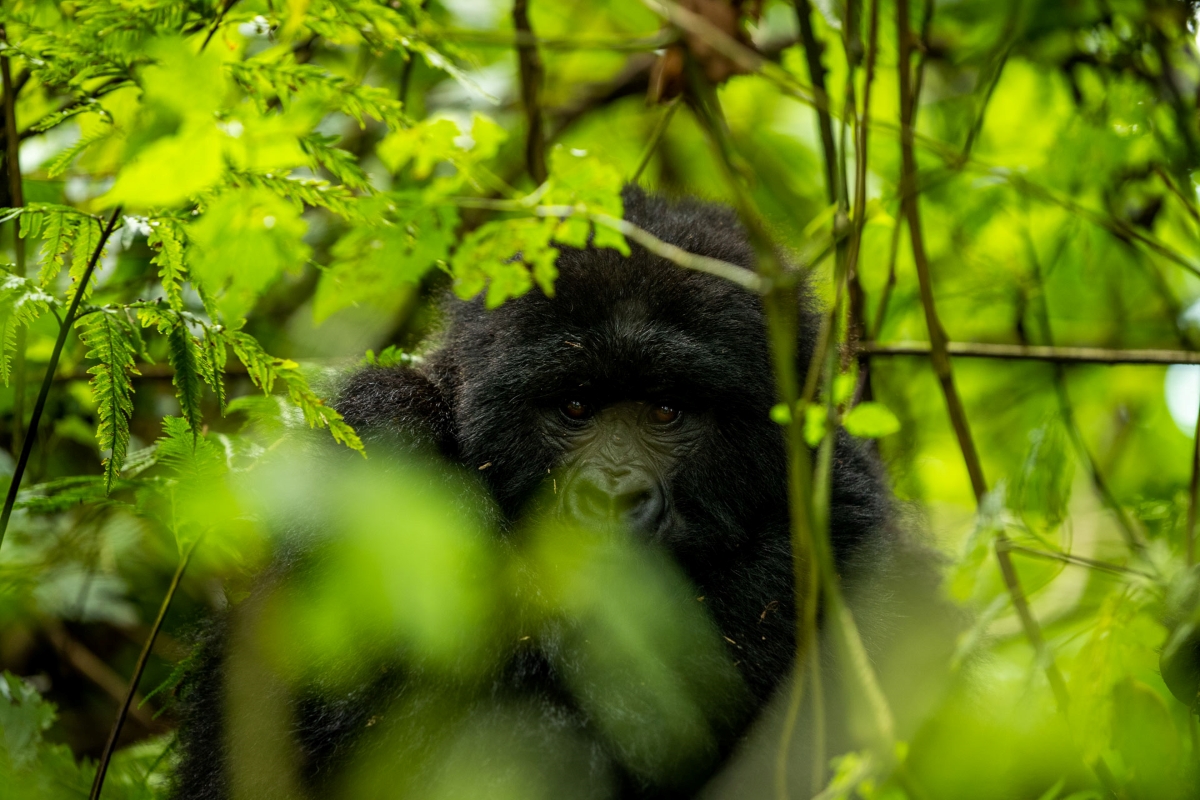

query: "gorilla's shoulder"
(333, 358), (458, 458)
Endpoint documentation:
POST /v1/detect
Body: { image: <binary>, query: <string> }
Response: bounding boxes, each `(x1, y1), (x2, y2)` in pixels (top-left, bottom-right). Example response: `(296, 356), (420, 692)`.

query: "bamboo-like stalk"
(0, 207), (122, 552)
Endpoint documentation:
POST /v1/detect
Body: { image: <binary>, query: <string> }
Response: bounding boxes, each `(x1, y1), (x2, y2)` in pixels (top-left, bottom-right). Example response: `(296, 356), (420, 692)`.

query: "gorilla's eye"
(649, 403), (680, 425)
(562, 399), (592, 421)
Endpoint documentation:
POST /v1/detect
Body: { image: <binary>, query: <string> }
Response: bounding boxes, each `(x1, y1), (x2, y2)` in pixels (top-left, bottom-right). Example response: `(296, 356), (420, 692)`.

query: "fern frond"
(37, 209), (73, 285)
(166, 318), (206, 441)
(76, 310), (140, 491)
(299, 134), (373, 192)
(0, 273), (57, 385)
(46, 125), (113, 178)
(202, 327), (227, 414)
(147, 219), (188, 311)
(225, 330), (363, 453)
(224, 171), (360, 218)
(71, 216), (102, 285)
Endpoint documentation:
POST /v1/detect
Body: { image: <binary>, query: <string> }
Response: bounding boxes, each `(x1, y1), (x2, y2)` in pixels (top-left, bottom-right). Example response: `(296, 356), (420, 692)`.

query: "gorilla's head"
(431, 188), (813, 572)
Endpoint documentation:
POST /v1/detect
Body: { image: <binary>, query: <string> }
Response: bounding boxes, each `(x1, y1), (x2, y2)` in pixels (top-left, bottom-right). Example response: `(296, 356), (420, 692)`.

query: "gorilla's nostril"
(565, 472), (665, 535)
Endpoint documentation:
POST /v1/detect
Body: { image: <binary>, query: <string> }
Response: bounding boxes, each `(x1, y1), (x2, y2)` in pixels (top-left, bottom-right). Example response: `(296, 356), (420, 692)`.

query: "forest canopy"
(2, 0), (1200, 798)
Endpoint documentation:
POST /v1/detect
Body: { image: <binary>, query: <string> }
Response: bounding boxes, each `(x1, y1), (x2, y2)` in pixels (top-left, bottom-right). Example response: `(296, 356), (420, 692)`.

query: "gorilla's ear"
(334, 365), (458, 458)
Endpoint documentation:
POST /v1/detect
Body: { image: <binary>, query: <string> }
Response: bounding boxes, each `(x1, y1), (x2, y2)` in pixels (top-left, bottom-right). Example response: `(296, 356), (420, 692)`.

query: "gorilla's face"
(547, 391), (708, 539)
(442, 234), (791, 572)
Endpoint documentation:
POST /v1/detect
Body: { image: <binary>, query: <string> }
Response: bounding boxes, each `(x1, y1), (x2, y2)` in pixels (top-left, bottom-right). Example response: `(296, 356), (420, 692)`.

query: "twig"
(845, 0), (880, 355)
(794, 0), (838, 204)
(896, 0), (987, 502)
(858, 340), (1200, 365)
(449, 197), (772, 292)
(2, 25), (27, 455)
(513, 0), (547, 184)
(0, 207), (122, 553)
(1000, 541), (1154, 580)
(88, 534), (201, 800)
(201, 0), (239, 52)
(440, 29), (677, 51)
(630, 96), (681, 184)
(45, 623), (164, 732)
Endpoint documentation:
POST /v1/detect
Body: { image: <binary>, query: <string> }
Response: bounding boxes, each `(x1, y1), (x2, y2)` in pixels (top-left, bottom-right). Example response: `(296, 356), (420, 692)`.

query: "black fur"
(172, 187), (949, 799)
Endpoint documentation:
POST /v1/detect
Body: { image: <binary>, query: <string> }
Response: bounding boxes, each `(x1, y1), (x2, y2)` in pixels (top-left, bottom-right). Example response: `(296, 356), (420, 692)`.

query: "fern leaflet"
(76, 310), (140, 491)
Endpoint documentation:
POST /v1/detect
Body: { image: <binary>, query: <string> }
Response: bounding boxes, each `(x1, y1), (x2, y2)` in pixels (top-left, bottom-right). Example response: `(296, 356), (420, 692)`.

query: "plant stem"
(1189, 395), (1200, 566)
(201, 0), (238, 52)
(859, 340), (1200, 365)
(0, 207), (121, 553)
(793, 0), (838, 205)
(1, 25), (27, 455)
(89, 534), (201, 800)
(513, 0), (547, 184)
(630, 96), (680, 184)
(896, 0), (987, 502)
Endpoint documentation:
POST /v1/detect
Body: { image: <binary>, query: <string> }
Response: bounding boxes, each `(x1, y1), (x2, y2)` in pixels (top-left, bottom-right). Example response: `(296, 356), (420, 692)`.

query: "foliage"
(0, 0), (1199, 798)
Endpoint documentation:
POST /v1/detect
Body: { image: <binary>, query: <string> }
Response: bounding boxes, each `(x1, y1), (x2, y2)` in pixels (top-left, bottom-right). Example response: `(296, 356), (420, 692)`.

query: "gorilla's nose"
(565, 469), (665, 534)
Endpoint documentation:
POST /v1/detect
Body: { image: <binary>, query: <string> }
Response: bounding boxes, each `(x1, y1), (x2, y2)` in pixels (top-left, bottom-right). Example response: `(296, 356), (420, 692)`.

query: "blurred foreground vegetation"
(2, 0), (1200, 798)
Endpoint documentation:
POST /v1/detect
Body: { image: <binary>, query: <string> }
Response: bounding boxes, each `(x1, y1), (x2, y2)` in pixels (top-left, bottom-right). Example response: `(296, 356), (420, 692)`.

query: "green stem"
(89, 533), (202, 800)
(0, 207), (122, 553)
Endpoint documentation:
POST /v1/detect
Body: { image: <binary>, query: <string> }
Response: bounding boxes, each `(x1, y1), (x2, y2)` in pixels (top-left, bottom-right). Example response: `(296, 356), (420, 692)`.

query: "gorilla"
(171, 187), (953, 799)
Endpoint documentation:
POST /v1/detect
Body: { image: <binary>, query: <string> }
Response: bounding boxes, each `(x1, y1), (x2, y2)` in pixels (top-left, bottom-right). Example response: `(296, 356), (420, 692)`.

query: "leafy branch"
(0, 206), (122, 553)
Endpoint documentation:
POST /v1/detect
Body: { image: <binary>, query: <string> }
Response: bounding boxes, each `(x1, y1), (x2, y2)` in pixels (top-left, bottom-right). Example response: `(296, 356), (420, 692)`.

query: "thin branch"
(89, 534), (201, 800)
(0, 207), (122, 553)
(45, 623), (164, 733)
(441, 29), (677, 51)
(630, 96), (681, 184)
(1000, 542), (1154, 580)
(513, 0), (547, 184)
(793, 0), (838, 205)
(449, 197), (773, 292)
(845, 0), (880, 355)
(201, 0), (239, 53)
(896, 0), (987, 502)
(859, 340), (1200, 365)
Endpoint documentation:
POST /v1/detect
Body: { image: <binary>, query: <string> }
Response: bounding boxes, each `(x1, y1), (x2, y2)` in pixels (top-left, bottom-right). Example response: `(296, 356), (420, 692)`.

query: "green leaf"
(75, 310), (140, 491)
(842, 402), (901, 439)
(314, 199), (458, 323)
(103, 121), (225, 209)
(1014, 422), (1075, 531)
(804, 404), (828, 447)
(0, 672), (56, 770)
(544, 145), (629, 256)
(450, 217), (558, 308)
(187, 188), (311, 322)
